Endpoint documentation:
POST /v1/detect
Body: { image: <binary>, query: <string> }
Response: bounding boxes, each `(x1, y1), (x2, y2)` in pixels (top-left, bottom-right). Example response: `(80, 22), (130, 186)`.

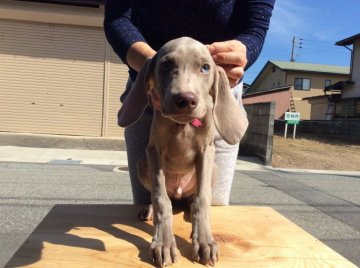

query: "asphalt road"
(1, 162), (359, 267)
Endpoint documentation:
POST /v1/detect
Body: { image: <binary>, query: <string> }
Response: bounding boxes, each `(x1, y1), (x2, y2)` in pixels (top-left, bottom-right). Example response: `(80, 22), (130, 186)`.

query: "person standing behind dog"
(104, 0), (275, 205)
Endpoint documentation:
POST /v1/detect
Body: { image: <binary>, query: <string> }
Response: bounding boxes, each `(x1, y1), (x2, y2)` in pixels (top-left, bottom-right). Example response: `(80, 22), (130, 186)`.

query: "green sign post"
(286, 120), (300, 125)
(284, 112), (300, 139)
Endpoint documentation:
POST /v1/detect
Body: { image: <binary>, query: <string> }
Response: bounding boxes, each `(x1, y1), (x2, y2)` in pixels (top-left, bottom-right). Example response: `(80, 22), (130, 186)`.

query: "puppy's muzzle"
(173, 92), (198, 112)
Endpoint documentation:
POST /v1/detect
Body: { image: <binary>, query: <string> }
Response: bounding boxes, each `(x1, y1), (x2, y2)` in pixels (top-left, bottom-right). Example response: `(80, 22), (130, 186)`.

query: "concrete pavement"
(2, 145), (360, 175)
(0, 145), (360, 267)
(0, 145), (267, 171)
(0, 146), (128, 166)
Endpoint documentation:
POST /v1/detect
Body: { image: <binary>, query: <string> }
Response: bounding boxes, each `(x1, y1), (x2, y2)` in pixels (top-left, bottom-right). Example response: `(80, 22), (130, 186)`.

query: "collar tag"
(191, 119), (202, 127)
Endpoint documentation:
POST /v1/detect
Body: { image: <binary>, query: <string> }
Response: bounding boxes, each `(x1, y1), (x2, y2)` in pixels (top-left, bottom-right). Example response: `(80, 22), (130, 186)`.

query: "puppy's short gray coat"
(118, 37), (248, 267)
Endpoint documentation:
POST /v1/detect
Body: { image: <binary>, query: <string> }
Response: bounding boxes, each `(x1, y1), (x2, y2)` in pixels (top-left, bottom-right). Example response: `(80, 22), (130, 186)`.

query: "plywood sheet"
(6, 205), (358, 268)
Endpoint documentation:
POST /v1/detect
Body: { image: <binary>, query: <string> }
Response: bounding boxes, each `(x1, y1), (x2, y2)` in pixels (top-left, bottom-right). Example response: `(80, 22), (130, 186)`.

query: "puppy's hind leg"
(137, 157), (152, 192)
(137, 158), (154, 221)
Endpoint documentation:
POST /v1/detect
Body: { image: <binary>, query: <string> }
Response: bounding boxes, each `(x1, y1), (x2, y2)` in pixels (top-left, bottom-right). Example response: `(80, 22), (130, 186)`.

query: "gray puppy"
(118, 37), (248, 267)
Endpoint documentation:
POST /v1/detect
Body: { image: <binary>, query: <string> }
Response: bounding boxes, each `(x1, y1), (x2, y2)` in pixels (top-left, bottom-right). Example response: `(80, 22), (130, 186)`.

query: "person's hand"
(207, 40), (247, 87)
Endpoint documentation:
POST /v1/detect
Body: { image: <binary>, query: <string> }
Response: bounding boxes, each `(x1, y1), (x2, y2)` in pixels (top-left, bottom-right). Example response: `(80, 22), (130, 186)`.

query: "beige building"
(0, 0), (128, 138)
(243, 61), (350, 120)
(325, 33), (360, 117)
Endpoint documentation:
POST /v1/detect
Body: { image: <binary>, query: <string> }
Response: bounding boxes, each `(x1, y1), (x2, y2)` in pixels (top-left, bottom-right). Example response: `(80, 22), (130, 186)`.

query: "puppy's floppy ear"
(211, 66), (249, 145)
(118, 57), (155, 127)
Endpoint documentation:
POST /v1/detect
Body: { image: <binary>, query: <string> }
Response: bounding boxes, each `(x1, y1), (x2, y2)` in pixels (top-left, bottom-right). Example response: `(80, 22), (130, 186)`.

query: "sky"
(244, 0), (360, 84)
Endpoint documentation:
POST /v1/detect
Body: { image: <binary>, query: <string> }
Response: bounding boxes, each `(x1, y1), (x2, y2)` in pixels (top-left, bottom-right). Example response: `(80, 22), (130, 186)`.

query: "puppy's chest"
(161, 133), (198, 168)
(160, 124), (208, 163)
(157, 123), (213, 199)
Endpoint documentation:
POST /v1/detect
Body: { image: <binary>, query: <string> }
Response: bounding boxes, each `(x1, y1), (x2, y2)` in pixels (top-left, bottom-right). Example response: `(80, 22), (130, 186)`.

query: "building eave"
(335, 33), (360, 46)
(324, 80), (354, 91)
(243, 85), (291, 98)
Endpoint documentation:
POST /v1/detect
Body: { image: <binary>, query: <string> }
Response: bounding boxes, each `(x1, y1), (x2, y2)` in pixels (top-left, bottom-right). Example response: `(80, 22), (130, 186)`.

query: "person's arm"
(103, 0), (155, 71)
(208, 0), (275, 86)
(126, 42), (156, 72)
(234, 0), (275, 69)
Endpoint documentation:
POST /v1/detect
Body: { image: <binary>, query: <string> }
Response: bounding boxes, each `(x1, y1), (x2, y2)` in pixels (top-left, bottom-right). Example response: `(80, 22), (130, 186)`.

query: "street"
(0, 161), (359, 267)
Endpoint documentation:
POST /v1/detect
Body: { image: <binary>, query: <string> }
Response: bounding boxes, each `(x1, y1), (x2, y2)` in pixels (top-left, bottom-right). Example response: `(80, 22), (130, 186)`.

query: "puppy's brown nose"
(173, 92), (198, 111)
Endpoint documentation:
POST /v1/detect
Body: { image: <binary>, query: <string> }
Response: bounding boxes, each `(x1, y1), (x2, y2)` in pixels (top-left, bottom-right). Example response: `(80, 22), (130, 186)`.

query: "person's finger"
(207, 41), (233, 55)
(228, 78), (238, 88)
(221, 65), (244, 87)
(212, 51), (247, 68)
(222, 65), (245, 81)
(207, 40), (247, 86)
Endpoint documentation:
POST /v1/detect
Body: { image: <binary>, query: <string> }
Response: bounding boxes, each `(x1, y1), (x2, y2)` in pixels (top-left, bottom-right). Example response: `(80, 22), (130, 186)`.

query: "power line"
(289, 35), (352, 62)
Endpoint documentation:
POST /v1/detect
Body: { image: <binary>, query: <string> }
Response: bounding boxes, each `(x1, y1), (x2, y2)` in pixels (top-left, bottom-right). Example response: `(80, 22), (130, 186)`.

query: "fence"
(274, 119), (360, 144)
(239, 102), (275, 165)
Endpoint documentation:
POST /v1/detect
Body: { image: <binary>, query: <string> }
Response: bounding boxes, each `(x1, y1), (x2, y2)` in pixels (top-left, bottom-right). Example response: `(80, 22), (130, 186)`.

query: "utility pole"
(290, 36), (296, 62)
(290, 36), (303, 62)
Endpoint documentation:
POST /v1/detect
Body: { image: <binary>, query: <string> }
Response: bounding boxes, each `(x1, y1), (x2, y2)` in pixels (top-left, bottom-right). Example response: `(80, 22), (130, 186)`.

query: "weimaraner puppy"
(118, 37), (248, 267)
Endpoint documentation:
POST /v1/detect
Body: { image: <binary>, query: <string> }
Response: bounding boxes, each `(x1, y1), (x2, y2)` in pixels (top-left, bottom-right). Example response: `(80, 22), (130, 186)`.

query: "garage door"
(0, 19), (106, 136)
(104, 47), (129, 138)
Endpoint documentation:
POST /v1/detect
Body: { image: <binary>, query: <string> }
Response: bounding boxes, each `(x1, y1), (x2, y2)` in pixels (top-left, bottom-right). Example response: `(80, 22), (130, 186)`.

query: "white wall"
(343, 38), (360, 98)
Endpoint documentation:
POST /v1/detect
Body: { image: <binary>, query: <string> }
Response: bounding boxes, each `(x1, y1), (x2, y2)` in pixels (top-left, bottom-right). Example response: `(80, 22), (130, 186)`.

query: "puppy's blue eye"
(200, 64), (210, 73)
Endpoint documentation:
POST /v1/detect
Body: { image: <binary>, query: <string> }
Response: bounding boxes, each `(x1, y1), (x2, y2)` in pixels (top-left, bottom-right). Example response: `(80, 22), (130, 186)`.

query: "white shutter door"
(0, 19), (105, 136)
(104, 47), (129, 138)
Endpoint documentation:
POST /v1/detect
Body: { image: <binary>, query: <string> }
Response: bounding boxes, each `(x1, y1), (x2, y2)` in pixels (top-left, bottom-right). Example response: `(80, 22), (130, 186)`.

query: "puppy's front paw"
(192, 233), (218, 266)
(150, 233), (178, 267)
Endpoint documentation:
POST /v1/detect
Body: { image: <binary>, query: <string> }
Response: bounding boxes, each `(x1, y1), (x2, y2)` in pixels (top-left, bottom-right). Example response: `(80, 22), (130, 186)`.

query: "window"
(325, 80), (331, 89)
(272, 66), (276, 72)
(294, 78), (310, 90)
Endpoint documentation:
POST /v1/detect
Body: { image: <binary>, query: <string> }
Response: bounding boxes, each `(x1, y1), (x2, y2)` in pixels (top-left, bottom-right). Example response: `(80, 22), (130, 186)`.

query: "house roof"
(335, 33), (360, 46)
(270, 61), (350, 75)
(243, 85), (291, 97)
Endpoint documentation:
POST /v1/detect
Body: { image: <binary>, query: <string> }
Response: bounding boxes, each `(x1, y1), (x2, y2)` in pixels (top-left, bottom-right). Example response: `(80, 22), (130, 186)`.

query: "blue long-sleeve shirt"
(104, 0), (275, 81)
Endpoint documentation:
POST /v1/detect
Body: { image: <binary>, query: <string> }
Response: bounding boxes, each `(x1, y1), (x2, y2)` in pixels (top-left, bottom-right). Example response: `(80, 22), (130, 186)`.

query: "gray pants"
(124, 80), (245, 205)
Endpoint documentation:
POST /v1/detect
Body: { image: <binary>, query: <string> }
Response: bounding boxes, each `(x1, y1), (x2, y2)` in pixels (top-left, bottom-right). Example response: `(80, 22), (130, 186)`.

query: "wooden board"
(6, 205), (357, 268)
